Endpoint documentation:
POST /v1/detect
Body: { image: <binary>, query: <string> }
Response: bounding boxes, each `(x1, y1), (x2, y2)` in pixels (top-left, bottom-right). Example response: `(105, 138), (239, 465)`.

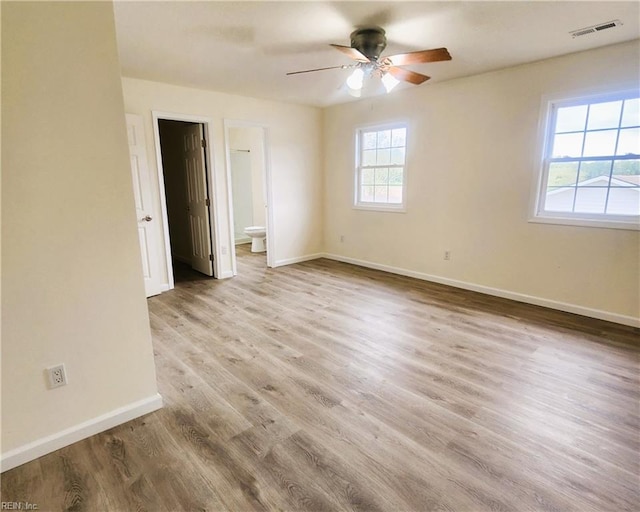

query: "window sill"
(529, 214), (640, 231)
(353, 204), (407, 213)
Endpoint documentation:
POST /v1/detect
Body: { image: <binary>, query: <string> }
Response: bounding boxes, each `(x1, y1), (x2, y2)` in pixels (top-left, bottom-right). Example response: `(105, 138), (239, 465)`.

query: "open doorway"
(224, 121), (274, 275)
(155, 116), (216, 283)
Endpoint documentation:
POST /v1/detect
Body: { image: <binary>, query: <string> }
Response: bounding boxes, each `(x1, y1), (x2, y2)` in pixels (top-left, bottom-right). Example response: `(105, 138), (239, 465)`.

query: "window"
(355, 123), (407, 210)
(534, 89), (639, 229)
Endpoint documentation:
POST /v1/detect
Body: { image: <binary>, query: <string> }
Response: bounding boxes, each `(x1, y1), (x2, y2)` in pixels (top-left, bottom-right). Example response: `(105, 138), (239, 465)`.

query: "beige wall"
(1, 2), (159, 454)
(121, 77), (323, 280)
(323, 40), (640, 323)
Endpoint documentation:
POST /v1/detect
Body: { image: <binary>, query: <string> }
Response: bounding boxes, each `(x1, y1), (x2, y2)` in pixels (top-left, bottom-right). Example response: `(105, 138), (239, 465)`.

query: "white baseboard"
(273, 253), (325, 268)
(1, 393), (163, 473)
(217, 269), (234, 279)
(322, 253), (640, 328)
(235, 238), (251, 245)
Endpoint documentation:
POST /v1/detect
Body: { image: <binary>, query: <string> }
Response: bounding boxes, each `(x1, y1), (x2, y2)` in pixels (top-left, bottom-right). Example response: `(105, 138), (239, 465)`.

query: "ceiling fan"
(286, 27), (452, 93)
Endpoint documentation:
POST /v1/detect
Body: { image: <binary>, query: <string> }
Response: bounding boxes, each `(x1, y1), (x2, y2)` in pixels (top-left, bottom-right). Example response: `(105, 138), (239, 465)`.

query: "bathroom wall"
(230, 150), (253, 242)
(229, 126), (267, 240)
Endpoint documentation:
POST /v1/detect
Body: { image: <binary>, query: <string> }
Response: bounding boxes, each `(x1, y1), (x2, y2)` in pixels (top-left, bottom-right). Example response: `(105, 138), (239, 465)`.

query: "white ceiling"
(114, 1), (640, 107)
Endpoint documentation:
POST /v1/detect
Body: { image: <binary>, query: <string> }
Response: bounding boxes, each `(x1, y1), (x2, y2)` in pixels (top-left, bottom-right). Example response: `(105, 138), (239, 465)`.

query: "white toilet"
(244, 226), (266, 253)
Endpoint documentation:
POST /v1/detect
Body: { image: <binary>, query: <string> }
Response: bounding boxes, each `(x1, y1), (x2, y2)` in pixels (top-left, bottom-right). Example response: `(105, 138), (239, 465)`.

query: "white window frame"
(354, 121), (408, 212)
(531, 87), (640, 231)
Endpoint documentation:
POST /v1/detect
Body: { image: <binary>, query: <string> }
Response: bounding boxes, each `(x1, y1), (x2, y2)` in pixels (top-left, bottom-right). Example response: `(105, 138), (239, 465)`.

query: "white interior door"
(184, 124), (214, 276)
(126, 113), (162, 297)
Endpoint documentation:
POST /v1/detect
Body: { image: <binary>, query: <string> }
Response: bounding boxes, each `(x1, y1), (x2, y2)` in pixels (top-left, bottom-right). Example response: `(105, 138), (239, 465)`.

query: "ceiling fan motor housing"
(350, 27), (387, 61)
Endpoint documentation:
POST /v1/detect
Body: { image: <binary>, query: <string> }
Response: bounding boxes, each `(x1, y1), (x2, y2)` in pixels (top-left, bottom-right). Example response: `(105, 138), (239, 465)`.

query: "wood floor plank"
(2, 244), (638, 511)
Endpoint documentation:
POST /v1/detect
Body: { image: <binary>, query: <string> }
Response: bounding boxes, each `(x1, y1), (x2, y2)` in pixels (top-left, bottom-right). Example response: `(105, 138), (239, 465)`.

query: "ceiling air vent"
(570, 20), (623, 38)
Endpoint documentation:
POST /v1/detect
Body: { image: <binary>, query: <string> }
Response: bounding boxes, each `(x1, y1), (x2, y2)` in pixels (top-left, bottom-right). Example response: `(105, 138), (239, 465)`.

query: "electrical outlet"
(444, 250), (451, 261)
(46, 364), (67, 389)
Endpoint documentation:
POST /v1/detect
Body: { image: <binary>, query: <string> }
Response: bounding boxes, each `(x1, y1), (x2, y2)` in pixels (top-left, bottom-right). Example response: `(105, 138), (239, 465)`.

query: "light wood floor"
(3, 244), (639, 511)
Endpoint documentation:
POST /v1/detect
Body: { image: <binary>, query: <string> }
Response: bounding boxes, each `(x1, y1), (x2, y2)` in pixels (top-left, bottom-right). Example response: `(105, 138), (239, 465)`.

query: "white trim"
(203, 120), (223, 279)
(353, 204), (407, 213)
(222, 122), (238, 276)
(152, 111), (222, 283)
(151, 113), (176, 290)
(273, 253), (324, 267)
(321, 253), (640, 328)
(263, 128), (276, 268)
(1, 394), (163, 473)
(529, 214), (639, 230)
(223, 120), (275, 275)
(218, 270), (234, 279)
(234, 238), (251, 245)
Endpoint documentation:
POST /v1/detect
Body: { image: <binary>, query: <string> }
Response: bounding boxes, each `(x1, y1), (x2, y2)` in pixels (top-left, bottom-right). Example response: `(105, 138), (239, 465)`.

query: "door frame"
(223, 119), (275, 274)
(152, 111), (221, 287)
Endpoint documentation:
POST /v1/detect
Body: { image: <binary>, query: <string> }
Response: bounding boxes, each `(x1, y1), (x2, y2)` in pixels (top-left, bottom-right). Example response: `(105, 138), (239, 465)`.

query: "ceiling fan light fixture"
(346, 67), (364, 90)
(382, 72), (400, 93)
(286, 26), (451, 98)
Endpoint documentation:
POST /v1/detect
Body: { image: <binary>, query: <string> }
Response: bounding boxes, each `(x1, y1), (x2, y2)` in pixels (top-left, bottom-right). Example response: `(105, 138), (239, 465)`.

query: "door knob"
(142, 215), (152, 222)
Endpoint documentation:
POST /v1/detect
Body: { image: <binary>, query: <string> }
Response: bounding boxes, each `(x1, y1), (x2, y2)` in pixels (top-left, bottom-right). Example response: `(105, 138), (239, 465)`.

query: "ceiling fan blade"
(330, 44), (370, 62)
(286, 64), (354, 76)
(387, 66), (430, 85)
(384, 48), (452, 66)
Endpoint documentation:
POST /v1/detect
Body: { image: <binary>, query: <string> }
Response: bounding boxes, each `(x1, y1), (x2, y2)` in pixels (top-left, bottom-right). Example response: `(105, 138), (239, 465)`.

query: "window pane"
(587, 101), (623, 130)
(389, 168), (403, 185)
(555, 105), (587, 133)
(574, 187), (607, 214)
(361, 168), (375, 185)
(578, 177), (609, 188)
(391, 128), (406, 147)
(580, 160), (611, 185)
(361, 185), (374, 202)
(606, 187), (640, 215)
(621, 98), (640, 128)
(362, 149), (376, 166)
(583, 130), (617, 157)
(577, 160), (612, 186)
(374, 167), (389, 184)
(545, 187), (575, 212)
(612, 159), (640, 179)
(373, 185), (388, 202)
(610, 159), (640, 214)
(552, 132), (584, 157)
(548, 162), (578, 186)
(377, 148), (391, 165)
(616, 127), (640, 156)
(362, 132), (377, 150)
(388, 186), (403, 204)
(390, 148), (405, 165)
(377, 130), (391, 148)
